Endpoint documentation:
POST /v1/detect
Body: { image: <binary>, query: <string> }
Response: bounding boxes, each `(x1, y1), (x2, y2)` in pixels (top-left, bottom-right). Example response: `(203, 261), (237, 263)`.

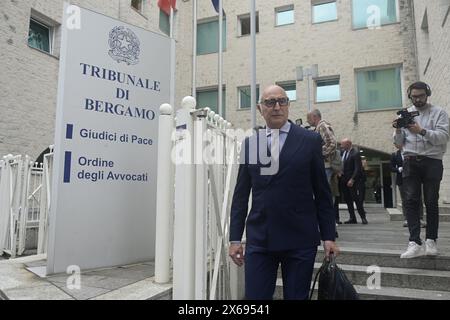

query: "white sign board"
(47, 5), (172, 274)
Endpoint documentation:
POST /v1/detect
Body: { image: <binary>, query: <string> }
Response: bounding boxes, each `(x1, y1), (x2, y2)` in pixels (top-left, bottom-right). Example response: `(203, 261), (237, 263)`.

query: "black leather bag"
(309, 255), (359, 300)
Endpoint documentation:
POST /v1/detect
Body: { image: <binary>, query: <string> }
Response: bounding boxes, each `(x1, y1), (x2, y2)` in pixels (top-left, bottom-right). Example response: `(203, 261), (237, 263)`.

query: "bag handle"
(309, 263), (323, 300)
(308, 254), (336, 300)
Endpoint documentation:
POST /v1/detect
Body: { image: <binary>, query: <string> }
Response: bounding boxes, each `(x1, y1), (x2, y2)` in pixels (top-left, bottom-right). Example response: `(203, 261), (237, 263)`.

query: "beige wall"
(3, 0), (449, 205)
(0, 0), (420, 158)
(188, 0), (418, 155)
(413, 0), (450, 204)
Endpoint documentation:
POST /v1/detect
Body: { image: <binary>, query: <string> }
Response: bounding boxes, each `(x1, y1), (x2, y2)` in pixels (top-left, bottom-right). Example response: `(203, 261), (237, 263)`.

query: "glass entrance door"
(363, 163), (383, 206)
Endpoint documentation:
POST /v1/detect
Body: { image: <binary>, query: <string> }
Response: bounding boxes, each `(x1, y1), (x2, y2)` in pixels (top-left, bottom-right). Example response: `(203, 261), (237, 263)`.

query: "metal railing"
(0, 147), (53, 257)
(155, 97), (245, 300)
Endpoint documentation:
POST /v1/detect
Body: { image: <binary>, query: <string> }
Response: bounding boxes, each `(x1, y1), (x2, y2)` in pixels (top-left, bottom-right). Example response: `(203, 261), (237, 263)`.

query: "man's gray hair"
(309, 109), (322, 119)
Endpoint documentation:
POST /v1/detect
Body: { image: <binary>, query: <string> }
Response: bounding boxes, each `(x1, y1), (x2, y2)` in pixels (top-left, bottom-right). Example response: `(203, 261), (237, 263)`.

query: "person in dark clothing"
(229, 85), (339, 299)
(339, 138), (368, 224)
(390, 144), (425, 227)
(393, 81), (449, 258)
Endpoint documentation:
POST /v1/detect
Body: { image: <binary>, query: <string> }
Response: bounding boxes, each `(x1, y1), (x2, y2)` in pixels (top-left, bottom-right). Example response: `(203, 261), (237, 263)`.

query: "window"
(352, 0), (398, 29)
(316, 78), (340, 102)
(239, 86), (260, 109)
(238, 13), (259, 36)
(278, 82), (297, 101)
(275, 6), (294, 26)
(131, 0), (144, 13)
(313, 1), (337, 24)
(197, 18), (227, 55)
(28, 18), (51, 53)
(196, 87), (226, 115)
(441, 0), (450, 27)
(356, 67), (402, 111)
(159, 9), (170, 35)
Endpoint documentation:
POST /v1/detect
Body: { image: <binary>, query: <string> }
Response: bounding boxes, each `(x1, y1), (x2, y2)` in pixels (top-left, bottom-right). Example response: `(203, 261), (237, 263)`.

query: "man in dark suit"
(228, 85), (339, 300)
(340, 138), (368, 224)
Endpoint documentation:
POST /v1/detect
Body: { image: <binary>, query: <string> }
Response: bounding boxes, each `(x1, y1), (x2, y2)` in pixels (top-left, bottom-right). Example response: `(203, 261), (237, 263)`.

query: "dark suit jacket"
(342, 148), (363, 183)
(390, 150), (403, 186)
(229, 122), (336, 251)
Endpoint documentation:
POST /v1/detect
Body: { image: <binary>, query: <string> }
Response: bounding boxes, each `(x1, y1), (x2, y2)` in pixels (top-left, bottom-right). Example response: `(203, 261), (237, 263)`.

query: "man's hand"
(323, 241), (340, 259)
(392, 119), (402, 133)
(347, 178), (354, 188)
(407, 122), (423, 134)
(229, 243), (244, 267)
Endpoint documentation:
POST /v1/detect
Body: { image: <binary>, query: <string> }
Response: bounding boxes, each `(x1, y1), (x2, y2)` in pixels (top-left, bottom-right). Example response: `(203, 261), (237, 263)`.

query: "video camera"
(393, 109), (420, 129)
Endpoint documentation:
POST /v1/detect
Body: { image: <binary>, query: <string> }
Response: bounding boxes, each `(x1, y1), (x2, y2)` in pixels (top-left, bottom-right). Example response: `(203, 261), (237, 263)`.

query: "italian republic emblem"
(108, 26), (140, 65)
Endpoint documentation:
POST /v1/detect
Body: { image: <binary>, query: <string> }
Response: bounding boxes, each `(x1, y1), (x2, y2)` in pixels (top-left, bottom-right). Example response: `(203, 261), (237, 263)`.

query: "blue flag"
(211, 0), (219, 13)
(211, 0), (225, 15)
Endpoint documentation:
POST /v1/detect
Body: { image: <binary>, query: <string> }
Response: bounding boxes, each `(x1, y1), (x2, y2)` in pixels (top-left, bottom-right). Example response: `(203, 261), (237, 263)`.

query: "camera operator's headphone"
(407, 81), (432, 100)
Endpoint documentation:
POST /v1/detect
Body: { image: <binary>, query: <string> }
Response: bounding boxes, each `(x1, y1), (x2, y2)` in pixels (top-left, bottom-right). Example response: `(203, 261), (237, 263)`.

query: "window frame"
(312, 1), (338, 25)
(131, 0), (145, 14)
(28, 17), (54, 55)
(315, 76), (341, 103)
(196, 86), (227, 115)
(197, 17), (227, 55)
(276, 81), (297, 102)
(275, 5), (295, 27)
(237, 12), (259, 37)
(351, 0), (400, 30)
(355, 65), (404, 113)
(238, 85), (260, 110)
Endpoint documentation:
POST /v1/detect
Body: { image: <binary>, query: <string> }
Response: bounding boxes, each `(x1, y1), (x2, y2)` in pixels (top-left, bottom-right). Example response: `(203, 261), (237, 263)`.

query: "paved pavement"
(2, 206), (450, 300)
(0, 255), (171, 300)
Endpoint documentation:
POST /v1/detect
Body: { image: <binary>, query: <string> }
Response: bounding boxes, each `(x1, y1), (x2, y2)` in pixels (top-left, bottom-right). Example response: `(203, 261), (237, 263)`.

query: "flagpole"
(169, 5), (175, 107)
(218, 0), (223, 117)
(169, 6), (173, 38)
(192, 0), (197, 98)
(250, 0), (256, 128)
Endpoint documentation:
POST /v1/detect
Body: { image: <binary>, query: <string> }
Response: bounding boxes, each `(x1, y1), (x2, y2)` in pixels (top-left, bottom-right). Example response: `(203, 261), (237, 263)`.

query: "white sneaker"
(400, 241), (424, 259)
(425, 239), (438, 256)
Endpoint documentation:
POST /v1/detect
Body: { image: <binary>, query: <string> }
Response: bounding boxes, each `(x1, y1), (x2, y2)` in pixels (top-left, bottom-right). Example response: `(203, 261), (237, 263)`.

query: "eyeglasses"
(410, 94), (427, 101)
(261, 97), (289, 108)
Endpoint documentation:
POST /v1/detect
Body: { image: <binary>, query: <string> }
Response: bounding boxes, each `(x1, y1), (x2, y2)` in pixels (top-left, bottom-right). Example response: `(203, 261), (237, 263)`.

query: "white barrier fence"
(155, 97), (245, 300)
(0, 148), (53, 257)
(1, 97), (242, 299)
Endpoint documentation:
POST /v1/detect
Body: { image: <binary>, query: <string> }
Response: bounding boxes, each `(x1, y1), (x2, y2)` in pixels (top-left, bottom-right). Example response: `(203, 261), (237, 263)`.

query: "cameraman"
(393, 81), (449, 258)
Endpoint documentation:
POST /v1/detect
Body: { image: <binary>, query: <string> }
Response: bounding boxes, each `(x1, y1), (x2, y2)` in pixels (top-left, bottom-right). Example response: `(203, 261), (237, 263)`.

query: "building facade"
(0, 0), (173, 159)
(412, 0), (450, 204)
(1, 0), (449, 207)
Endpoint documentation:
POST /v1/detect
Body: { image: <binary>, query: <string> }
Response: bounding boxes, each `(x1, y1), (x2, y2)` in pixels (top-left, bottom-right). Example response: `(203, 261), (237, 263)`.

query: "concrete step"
(352, 285), (450, 300)
(311, 263), (450, 292)
(274, 279), (450, 300)
(387, 208), (450, 222)
(277, 263), (450, 299)
(315, 248), (450, 271)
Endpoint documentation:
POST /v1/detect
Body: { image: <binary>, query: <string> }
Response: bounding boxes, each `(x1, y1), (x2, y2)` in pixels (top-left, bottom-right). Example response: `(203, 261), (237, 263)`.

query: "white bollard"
(194, 109), (208, 299)
(173, 96), (197, 299)
(155, 103), (175, 283)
